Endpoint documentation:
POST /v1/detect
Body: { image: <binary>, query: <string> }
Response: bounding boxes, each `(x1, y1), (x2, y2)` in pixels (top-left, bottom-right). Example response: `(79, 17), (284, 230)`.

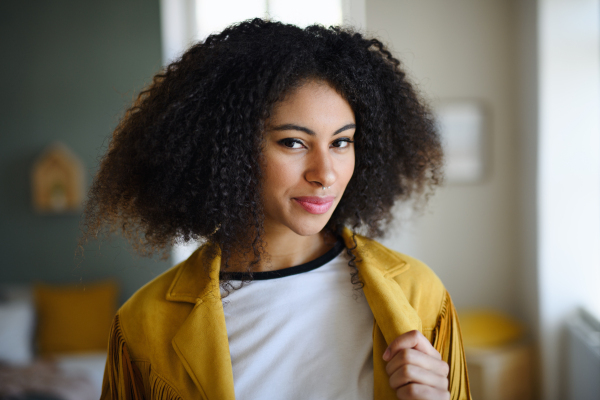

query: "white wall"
(159, 0), (198, 65)
(367, 0), (520, 316)
(538, 0), (600, 399)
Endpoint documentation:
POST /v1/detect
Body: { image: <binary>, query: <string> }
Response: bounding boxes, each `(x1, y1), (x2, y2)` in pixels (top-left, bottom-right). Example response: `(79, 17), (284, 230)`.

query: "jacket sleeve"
(100, 314), (146, 400)
(431, 291), (472, 400)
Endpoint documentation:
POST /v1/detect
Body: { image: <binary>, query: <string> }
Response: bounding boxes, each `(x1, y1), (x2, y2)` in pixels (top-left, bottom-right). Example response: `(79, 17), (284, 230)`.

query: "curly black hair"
(80, 18), (443, 290)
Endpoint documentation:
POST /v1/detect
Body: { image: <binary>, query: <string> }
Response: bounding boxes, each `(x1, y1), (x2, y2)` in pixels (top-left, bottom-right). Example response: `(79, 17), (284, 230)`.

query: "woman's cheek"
(339, 155), (355, 187)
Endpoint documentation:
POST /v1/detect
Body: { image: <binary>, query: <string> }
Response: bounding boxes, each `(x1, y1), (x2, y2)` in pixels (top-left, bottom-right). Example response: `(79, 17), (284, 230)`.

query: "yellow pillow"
(34, 280), (119, 354)
(458, 309), (524, 348)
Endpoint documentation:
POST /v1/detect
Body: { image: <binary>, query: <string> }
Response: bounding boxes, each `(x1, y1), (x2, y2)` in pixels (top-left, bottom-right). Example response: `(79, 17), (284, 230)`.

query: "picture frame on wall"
(433, 100), (489, 184)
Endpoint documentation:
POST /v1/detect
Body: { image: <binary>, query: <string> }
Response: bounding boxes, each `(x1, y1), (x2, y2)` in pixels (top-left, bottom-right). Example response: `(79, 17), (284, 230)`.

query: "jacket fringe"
(101, 314), (183, 400)
(432, 291), (472, 400)
(149, 370), (183, 400)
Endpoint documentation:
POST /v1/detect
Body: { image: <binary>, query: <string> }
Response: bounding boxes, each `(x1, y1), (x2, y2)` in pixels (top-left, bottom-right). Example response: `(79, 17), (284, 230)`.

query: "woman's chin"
(288, 219), (330, 237)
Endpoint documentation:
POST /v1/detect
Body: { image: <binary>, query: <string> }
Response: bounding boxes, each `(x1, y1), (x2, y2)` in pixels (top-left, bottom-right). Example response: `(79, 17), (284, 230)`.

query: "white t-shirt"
(220, 240), (375, 400)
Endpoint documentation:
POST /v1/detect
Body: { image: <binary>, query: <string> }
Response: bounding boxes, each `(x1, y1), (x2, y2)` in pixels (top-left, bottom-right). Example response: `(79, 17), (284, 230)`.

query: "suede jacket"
(100, 228), (471, 400)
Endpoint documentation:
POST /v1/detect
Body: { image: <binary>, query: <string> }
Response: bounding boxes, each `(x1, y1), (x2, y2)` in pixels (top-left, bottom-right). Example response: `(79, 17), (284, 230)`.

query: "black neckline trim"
(220, 238), (345, 281)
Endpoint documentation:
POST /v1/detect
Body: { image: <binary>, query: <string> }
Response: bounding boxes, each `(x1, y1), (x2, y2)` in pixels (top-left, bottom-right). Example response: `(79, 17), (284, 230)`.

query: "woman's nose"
(305, 147), (337, 189)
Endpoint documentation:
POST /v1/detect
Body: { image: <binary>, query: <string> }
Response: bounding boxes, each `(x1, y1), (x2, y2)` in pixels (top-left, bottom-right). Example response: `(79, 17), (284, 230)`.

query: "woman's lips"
(293, 196), (335, 214)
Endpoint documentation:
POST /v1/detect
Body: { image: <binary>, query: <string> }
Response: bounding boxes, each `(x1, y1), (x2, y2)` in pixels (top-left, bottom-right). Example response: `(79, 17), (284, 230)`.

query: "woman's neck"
(223, 228), (337, 273)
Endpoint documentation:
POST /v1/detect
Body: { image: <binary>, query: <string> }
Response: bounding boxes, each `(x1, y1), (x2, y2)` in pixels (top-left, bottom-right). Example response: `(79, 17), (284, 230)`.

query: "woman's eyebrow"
(270, 123), (356, 136)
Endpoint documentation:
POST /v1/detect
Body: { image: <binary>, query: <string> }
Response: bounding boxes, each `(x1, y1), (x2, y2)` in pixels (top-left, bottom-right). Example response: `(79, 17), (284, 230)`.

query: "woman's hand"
(383, 330), (450, 400)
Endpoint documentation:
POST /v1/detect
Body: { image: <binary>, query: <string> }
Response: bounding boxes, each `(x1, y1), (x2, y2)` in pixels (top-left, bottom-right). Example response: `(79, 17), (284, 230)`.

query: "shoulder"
(353, 233), (447, 331)
(388, 248), (446, 330)
(115, 260), (196, 360)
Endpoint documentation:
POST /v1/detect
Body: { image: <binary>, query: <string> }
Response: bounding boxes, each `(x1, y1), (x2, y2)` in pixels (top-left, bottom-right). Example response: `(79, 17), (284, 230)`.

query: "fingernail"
(383, 348), (391, 361)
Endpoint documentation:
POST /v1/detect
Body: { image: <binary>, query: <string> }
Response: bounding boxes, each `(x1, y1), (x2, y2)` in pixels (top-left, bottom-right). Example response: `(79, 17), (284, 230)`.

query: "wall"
(366, 1), (519, 316)
(538, 0), (600, 398)
(0, 1), (169, 303)
(515, 0), (541, 396)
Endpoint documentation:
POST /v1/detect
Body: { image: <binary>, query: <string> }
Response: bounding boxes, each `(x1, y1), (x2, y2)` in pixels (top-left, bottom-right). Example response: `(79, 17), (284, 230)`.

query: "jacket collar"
(168, 227), (422, 399)
(168, 244), (236, 399)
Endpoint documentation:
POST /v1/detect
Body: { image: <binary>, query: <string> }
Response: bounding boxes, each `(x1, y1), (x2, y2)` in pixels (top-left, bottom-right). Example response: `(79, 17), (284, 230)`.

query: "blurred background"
(0, 1), (599, 399)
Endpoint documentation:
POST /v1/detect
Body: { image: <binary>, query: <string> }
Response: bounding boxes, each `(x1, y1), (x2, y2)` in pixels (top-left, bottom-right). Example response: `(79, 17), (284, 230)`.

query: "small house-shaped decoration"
(32, 143), (85, 213)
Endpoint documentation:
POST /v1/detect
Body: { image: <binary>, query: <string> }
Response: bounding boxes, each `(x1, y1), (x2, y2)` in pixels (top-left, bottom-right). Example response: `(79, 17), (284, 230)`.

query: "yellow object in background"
(458, 310), (524, 348)
(34, 280), (119, 355)
(31, 142), (85, 214)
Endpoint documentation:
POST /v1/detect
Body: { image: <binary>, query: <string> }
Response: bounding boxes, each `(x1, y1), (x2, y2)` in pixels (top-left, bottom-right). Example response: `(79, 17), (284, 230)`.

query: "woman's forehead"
(269, 80), (354, 124)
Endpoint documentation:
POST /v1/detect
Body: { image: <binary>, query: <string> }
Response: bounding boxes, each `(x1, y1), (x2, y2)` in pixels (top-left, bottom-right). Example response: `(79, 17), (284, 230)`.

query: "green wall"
(0, 1), (170, 303)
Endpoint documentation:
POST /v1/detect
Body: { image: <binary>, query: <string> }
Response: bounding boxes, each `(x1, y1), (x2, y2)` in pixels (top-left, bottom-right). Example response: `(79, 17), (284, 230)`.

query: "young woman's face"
(261, 80), (356, 236)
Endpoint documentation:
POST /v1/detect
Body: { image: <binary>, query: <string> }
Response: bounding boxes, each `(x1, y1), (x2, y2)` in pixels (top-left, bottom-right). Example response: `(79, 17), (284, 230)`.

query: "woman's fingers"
(383, 330), (442, 361)
(383, 330), (450, 399)
(396, 383), (451, 400)
(388, 363), (449, 392)
(385, 348), (449, 379)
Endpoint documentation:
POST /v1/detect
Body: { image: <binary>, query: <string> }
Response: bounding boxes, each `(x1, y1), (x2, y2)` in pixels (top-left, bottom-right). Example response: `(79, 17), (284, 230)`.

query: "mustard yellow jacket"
(101, 229), (471, 400)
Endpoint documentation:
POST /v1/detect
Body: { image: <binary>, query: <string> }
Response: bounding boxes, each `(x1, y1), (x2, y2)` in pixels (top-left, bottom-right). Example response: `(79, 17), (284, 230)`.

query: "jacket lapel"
(168, 245), (236, 400)
(341, 227), (422, 339)
(341, 228), (423, 400)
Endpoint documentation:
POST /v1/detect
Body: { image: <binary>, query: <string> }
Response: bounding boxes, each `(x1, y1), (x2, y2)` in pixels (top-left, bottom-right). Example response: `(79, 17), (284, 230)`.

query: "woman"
(84, 19), (471, 400)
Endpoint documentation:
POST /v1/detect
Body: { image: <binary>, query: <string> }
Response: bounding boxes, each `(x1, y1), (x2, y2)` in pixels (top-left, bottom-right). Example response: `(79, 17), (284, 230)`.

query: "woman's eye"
(332, 138), (354, 148)
(279, 138), (304, 149)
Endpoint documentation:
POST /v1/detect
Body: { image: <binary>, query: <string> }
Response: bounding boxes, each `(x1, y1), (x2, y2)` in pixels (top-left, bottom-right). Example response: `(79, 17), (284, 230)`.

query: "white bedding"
(54, 352), (107, 400)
